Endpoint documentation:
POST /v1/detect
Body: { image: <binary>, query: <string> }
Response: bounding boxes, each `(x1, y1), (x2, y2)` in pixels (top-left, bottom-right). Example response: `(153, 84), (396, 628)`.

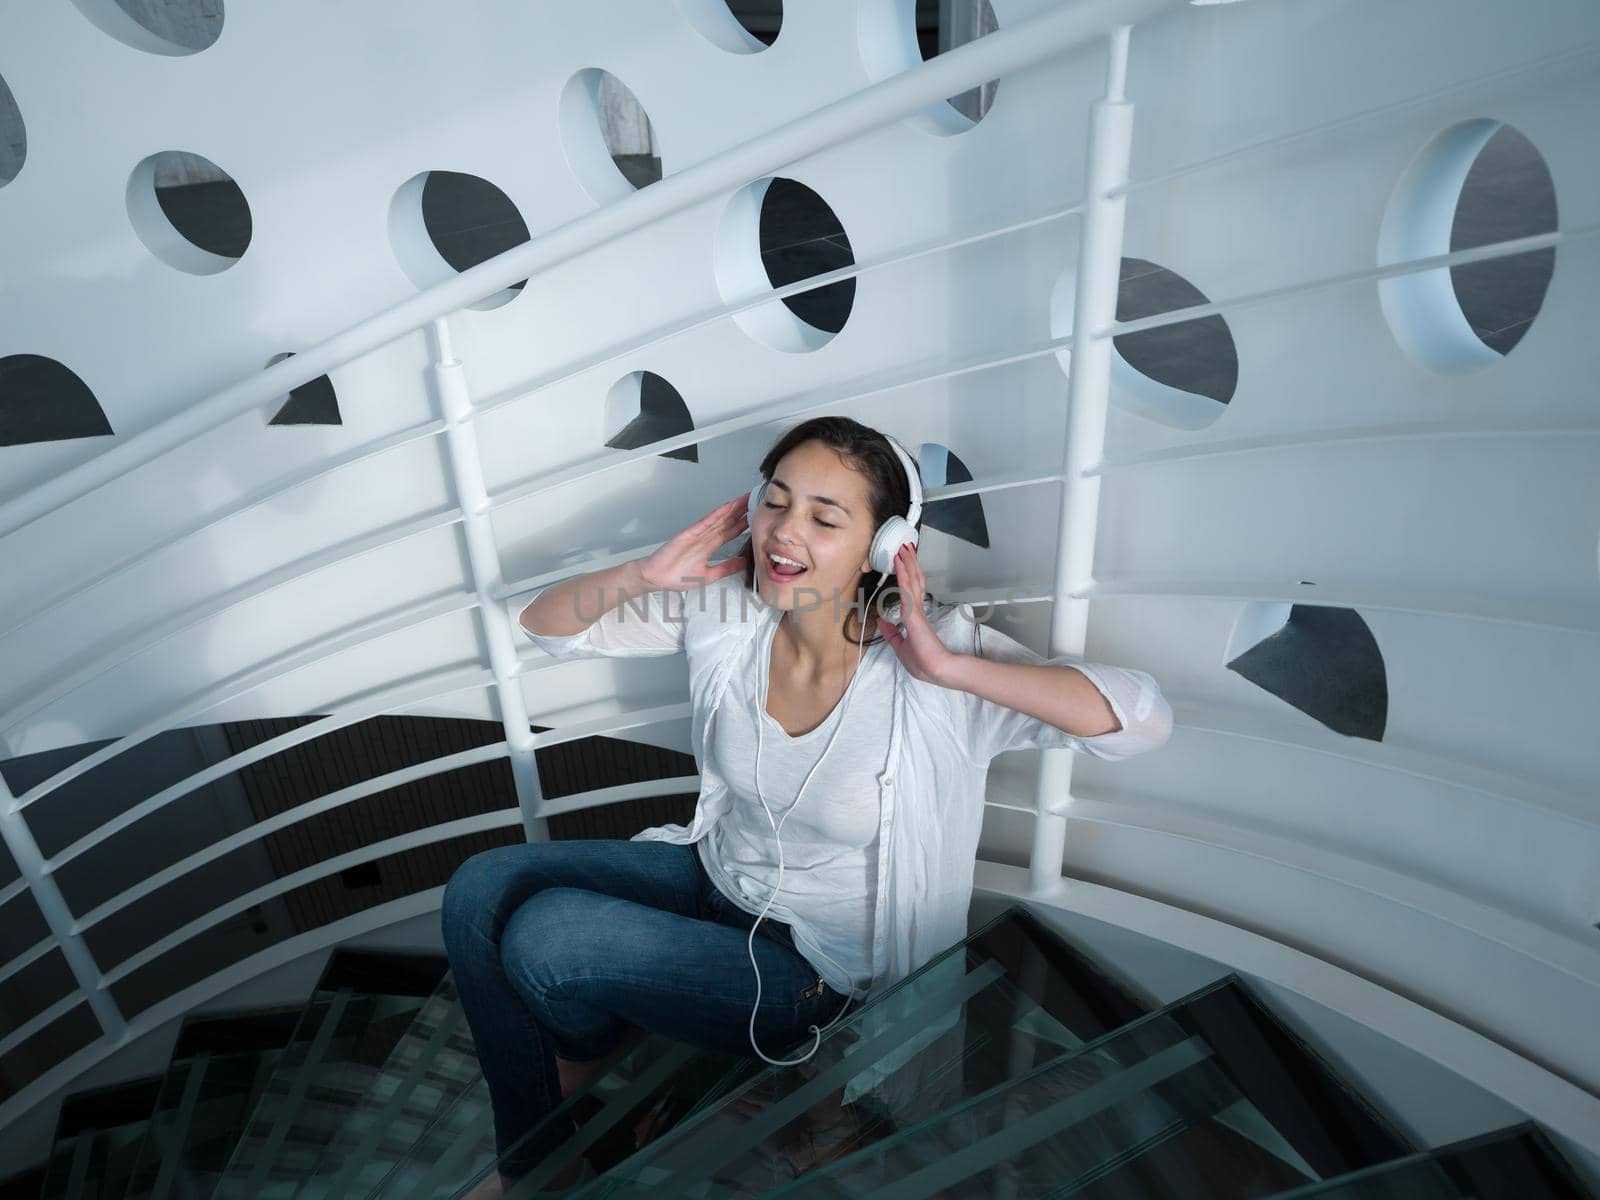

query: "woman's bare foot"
(555, 1054), (608, 1100)
(556, 1022), (650, 1100)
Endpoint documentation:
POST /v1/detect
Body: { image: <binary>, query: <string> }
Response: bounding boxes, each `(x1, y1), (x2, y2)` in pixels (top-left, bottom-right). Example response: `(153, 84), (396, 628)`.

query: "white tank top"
(697, 613), (892, 999)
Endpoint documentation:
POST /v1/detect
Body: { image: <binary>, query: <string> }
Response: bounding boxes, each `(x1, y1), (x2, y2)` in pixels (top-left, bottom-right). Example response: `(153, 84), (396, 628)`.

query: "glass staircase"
(7, 905), (1593, 1200)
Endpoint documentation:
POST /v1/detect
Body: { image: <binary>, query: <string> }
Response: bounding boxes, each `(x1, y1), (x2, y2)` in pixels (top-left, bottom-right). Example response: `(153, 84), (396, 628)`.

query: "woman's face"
(751, 441), (876, 615)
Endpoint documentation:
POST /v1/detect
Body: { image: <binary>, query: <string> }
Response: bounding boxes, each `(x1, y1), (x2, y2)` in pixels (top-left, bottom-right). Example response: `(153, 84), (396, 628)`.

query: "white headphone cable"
(744, 573), (892, 1067)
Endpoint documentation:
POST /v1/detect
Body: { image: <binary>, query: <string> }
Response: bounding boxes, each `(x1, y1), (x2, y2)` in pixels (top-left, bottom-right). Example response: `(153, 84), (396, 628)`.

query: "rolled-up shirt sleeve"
(516, 582), (690, 661)
(950, 616), (1173, 763)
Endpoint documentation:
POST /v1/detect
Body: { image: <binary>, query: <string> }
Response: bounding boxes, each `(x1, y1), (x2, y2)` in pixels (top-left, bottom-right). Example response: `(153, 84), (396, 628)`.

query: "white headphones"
(740, 434), (924, 1066)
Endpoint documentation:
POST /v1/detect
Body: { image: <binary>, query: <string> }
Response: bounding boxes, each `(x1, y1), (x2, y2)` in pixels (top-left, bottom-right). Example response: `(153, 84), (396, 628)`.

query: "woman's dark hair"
(739, 415), (939, 647)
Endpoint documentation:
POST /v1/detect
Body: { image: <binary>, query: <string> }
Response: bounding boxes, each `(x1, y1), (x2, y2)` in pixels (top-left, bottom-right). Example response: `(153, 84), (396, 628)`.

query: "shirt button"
(883, 775), (894, 787)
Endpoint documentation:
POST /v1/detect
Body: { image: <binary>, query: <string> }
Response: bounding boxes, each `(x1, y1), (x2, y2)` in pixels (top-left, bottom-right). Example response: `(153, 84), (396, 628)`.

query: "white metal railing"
(2, 0), (1586, 1142)
(0, 1), (1181, 1098)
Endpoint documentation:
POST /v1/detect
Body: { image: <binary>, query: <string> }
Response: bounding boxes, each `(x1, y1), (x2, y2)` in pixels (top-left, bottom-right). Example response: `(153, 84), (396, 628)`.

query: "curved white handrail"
(1091, 421), (1600, 478)
(48, 666), (497, 868)
(7, 590), (479, 814)
(468, 198), (1086, 422)
(0, 507), (467, 739)
(1077, 577), (1600, 637)
(0, 419), (447, 646)
(1111, 39), (1600, 200)
(1096, 226), (1596, 343)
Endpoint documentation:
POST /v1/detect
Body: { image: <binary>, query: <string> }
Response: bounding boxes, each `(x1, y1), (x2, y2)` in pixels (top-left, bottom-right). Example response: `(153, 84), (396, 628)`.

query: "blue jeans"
(439, 837), (858, 1175)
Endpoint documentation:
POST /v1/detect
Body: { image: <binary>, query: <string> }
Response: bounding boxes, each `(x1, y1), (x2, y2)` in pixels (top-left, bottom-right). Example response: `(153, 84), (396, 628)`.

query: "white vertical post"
(0, 777), (126, 1041)
(1029, 26), (1134, 899)
(428, 317), (551, 844)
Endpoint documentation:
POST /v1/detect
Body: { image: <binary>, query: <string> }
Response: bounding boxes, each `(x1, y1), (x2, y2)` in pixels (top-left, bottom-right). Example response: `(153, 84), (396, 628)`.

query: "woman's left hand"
(879, 543), (960, 686)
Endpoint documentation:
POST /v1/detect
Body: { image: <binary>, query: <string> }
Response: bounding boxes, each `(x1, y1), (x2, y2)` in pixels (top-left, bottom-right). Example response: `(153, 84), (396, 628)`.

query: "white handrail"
(7, 590), (479, 814)
(47, 667), (496, 868)
(1110, 38), (1600, 201)
(0, 0), (1183, 544)
(1098, 225), (1595, 342)
(467, 196), (1086, 421)
(0, 418), (446, 647)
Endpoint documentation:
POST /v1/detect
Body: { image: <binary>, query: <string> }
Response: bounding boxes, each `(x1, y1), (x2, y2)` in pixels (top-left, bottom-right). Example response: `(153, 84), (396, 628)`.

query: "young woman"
(440, 415), (1173, 1190)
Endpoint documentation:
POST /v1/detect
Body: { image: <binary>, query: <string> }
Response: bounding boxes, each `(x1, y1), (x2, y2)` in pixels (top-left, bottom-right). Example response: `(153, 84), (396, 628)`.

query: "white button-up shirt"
(518, 573), (1173, 1105)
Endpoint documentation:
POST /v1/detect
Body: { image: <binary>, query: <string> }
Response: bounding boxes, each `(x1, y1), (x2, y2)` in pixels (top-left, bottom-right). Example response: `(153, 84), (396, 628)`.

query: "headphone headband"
(882, 434), (923, 529)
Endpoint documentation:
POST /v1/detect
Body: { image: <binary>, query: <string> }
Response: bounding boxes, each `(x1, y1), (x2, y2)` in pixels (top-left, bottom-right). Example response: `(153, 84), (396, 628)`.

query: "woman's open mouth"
(764, 551), (808, 583)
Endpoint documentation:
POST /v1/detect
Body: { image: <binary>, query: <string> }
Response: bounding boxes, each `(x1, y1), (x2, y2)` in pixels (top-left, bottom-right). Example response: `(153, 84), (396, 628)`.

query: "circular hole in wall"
(676, 0), (780, 52)
(560, 69), (662, 203)
(605, 372), (699, 462)
(715, 177), (855, 352)
(917, 441), (990, 548)
(127, 151), (251, 274)
(1049, 257), (1237, 430)
(389, 171), (531, 311)
(1379, 120), (1557, 373)
(68, 0), (223, 55)
(858, 0), (1000, 136)
(0, 72), (24, 187)
(0, 354), (112, 446)
(264, 352), (341, 426)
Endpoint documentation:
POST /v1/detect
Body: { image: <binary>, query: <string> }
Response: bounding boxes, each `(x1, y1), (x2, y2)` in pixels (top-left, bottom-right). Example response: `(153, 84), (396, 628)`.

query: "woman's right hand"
(636, 493), (752, 591)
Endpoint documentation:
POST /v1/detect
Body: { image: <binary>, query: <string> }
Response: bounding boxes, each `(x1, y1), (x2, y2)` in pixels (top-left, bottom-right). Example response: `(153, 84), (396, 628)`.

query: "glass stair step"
(121, 1007), (303, 1200)
(212, 950), (448, 1200)
(1262, 1121), (1597, 1199)
(295, 974), (484, 1200)
(0, 1165), (49, 1200)
(39, 1074), (162, 1200)
(362, 1030), (714, 1200)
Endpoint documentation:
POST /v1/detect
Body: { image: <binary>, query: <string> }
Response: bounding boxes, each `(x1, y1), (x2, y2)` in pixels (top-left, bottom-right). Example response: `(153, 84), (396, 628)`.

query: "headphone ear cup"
(870, 516), (918, 576)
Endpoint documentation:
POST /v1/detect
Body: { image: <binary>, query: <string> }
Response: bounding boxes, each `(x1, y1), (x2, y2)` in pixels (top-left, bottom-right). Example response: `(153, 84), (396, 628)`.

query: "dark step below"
(215, 949), (449, 1196)
(40, 1073), (164, 1200)
(297, 975), (484, 1200)
(122, 1010), (301, 1200)
(1264, 1121), (1596, 1199)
